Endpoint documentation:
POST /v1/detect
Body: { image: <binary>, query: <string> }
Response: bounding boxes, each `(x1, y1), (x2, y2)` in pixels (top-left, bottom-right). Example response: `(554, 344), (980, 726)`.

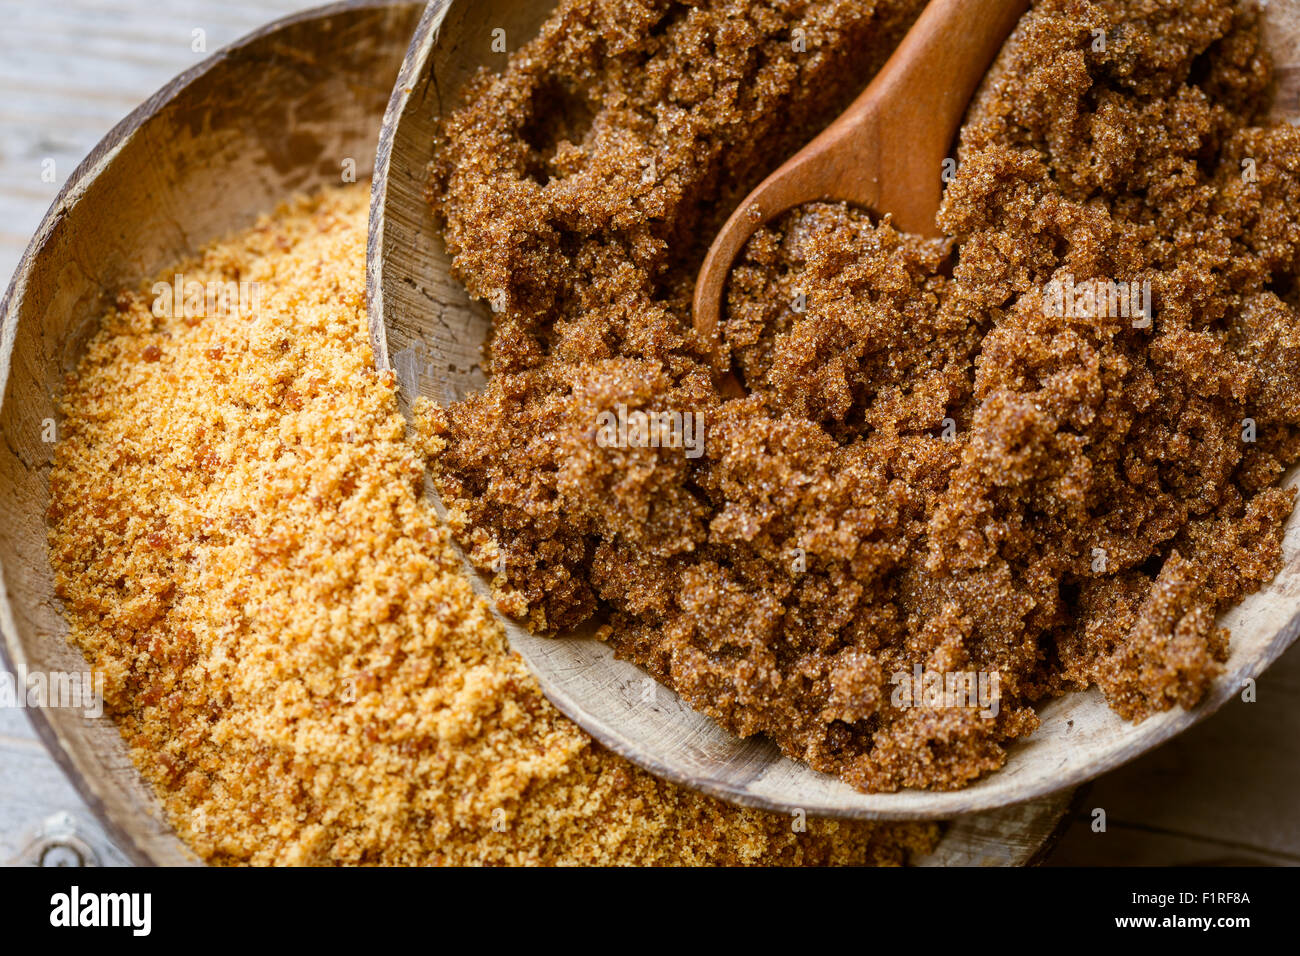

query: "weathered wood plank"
(1051, 641), (1300, 864)
(0, 735), (132, 865)
(0, 0), (319, 282)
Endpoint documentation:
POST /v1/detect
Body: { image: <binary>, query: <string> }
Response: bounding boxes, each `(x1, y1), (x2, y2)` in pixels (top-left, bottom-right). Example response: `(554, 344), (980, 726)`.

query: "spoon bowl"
(691, 0), (1029, 374)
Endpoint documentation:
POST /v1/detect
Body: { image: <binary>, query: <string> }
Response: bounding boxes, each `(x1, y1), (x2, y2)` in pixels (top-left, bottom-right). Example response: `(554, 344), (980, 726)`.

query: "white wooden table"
(1, 0), (1296, 866)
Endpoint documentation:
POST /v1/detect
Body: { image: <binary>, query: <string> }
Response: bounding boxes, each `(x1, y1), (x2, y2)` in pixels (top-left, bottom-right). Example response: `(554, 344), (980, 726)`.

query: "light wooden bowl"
(370, 0), (1300, 821)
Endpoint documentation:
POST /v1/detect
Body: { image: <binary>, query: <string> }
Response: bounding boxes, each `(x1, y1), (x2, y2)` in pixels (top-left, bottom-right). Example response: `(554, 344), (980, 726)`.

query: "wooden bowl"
(0, 0), (425, 866)
(0, 0), (1068, 869)
(369, 0), (1300, 820)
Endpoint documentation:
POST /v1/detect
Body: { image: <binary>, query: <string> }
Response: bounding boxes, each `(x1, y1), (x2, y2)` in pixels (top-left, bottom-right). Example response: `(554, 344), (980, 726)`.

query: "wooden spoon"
(692, 0), (1030, 375)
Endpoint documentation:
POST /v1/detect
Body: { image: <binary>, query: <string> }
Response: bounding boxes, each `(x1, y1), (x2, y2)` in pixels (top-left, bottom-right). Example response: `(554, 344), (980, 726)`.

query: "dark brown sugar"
(427, 0), (1300, 791)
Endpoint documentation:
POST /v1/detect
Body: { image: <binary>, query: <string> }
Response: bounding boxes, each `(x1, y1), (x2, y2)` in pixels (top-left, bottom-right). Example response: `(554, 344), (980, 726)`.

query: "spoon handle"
(692, 0), (1030, 372)
(828, 0), (1032, 230)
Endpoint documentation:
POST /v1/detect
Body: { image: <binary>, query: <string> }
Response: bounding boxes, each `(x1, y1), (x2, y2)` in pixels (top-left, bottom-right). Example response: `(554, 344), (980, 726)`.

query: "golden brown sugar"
(47, 183), (936, 865)
(426, 0), (1300, 791)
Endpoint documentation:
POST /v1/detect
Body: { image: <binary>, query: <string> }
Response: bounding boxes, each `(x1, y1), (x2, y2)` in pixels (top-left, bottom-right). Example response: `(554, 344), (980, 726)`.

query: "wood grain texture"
(0, 0), (322, 285)
(1049, 641), (1300, 866)
(371, 0), (1300, 823)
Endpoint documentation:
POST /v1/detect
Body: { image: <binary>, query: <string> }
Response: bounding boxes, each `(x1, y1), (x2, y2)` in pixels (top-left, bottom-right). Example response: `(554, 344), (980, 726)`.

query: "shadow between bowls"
(366, 0), (1300, 822)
